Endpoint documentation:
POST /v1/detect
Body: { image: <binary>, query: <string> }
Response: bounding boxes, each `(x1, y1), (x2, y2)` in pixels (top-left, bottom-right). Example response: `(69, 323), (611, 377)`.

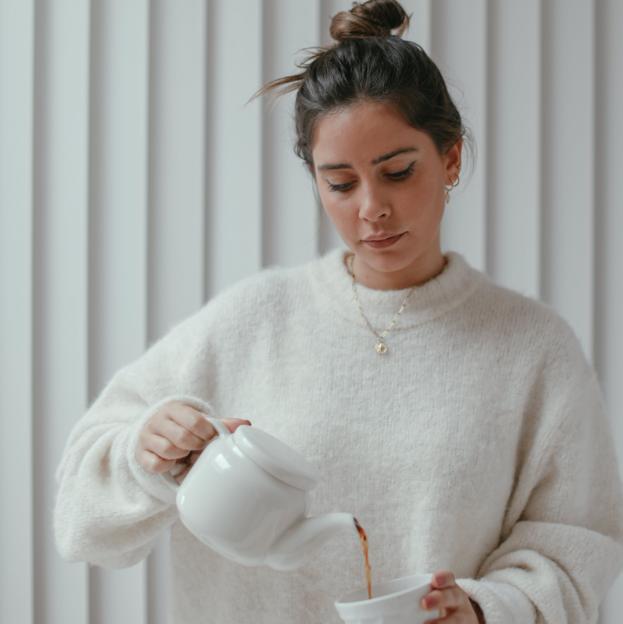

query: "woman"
(53, 1), (623, 622)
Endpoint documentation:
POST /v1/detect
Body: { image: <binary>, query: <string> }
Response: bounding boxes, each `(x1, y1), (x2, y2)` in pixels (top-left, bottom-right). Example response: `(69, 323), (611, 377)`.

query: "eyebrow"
(317, 147), (419, 171)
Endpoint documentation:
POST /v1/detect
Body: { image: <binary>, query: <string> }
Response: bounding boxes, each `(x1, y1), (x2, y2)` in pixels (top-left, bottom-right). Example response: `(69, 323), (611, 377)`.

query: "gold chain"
(346, 253), (416, 355)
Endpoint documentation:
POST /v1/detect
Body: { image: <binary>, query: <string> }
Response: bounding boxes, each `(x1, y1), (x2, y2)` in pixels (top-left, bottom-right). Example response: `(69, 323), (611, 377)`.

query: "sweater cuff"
(455, 577), (536, 624)
(125, 394), (218, 506)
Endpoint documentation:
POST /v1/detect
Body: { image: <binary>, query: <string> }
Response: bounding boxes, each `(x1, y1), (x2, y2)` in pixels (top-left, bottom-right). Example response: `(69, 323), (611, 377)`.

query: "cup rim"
(334, 572), (433, 609)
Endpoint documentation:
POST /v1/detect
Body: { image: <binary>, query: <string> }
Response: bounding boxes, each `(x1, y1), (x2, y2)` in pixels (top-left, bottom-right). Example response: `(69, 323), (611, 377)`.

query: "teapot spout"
(264, 512), (355, 571)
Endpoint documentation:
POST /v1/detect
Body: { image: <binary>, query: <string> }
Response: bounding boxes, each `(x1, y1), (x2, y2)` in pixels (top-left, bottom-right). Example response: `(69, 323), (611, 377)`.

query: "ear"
(443, 138), (462, 181)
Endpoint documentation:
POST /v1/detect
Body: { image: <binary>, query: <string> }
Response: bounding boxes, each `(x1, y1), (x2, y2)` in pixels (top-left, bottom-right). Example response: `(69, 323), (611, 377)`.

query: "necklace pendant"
(375, 341), (388, 355)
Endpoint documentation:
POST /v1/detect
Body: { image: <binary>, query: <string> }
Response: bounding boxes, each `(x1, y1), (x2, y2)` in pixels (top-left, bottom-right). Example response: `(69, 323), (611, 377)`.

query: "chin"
(359, 248), (418, 273)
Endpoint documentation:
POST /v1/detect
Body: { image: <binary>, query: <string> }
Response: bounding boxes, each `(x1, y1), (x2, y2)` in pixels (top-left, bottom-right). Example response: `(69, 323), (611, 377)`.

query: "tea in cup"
(334, 573), (439, 624)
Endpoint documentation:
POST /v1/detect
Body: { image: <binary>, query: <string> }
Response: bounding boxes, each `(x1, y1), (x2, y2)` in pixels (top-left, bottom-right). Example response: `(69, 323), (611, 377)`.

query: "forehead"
(310, 100), (432, 161)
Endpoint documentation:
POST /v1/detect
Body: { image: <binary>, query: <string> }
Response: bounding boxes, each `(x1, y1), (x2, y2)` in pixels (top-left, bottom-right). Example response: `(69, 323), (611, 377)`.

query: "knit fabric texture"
(54, 247), (623, 623)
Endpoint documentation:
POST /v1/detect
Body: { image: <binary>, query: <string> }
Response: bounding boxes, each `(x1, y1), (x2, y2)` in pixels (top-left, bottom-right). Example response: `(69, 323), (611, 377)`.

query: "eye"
(327, 181), (354, 192)
(326, 161), (416, 193)
(386, 162), (416, 180)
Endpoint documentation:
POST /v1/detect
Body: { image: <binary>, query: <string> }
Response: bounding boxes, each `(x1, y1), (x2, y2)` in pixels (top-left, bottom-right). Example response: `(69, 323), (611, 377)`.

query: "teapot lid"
(233, 426), (320, 491)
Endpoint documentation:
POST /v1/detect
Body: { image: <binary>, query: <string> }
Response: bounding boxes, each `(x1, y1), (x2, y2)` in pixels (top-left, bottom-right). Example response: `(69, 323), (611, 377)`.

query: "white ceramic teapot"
(161, 416), (355, 571)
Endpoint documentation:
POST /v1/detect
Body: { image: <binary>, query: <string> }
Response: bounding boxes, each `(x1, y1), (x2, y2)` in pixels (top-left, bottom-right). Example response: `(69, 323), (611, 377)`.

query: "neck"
(347, 249), (448, 291)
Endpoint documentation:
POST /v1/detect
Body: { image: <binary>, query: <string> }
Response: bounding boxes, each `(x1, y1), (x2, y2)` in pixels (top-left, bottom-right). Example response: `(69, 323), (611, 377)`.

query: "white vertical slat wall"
(0, 1), (35, 623)
(89, 2), (150, 624)
(1, 1), (622, 623)
(32, 2), (92, 624)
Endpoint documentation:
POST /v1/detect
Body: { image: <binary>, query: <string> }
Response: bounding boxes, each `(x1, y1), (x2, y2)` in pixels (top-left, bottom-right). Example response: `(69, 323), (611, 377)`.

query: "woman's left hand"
(421, 570), (485, 623)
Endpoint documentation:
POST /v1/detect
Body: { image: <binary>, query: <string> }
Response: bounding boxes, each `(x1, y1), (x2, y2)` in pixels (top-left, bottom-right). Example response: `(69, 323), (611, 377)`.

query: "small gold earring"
(444, 172), (460, 204)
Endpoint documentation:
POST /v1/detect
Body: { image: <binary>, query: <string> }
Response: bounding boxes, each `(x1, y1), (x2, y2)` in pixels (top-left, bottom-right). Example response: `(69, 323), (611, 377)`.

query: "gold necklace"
(346, 253), (416, 355)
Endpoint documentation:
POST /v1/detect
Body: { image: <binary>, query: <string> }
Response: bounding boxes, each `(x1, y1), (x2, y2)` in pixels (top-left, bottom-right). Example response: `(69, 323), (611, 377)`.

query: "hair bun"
(329, 0), (410, 43)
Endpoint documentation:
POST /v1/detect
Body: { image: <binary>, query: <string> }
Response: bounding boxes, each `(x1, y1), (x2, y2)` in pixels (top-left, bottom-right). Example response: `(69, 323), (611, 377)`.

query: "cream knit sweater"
(54, 247), (623, 624)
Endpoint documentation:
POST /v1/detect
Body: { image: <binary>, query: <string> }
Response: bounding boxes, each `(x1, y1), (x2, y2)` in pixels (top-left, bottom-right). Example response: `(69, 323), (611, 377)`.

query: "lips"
(362, 232), (406, 248)
(363, 233), (402, 242)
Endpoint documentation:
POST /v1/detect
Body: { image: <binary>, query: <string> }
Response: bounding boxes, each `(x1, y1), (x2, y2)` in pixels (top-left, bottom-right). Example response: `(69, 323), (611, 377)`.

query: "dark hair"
(247, 0), (474, 183)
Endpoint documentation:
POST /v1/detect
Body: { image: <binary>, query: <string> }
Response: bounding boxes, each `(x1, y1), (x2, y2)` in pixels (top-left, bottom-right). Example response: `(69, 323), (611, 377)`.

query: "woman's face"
(309, 100), (461, 290)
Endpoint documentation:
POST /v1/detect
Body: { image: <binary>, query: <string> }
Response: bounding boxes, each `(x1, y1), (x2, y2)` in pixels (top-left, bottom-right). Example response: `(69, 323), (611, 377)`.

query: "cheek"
(320, 191), (347, 220)
(402, 178), (444, 213)
(322, 198), (359, 237)
(404, 176), (433, 200)
(327, 203), (355, 229)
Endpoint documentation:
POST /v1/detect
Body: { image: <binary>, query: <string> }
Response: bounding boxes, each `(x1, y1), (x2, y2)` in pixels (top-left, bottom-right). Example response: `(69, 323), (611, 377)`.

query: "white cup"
(334, 573), (440, 624)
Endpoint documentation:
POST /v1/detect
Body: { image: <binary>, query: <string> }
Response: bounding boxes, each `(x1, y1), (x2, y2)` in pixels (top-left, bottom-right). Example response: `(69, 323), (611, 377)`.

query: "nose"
(357, 183), (392, 221)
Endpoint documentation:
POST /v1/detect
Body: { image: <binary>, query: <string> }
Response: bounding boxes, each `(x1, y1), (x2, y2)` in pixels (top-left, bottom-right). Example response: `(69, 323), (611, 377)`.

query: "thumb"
(221, 418), (252, 433)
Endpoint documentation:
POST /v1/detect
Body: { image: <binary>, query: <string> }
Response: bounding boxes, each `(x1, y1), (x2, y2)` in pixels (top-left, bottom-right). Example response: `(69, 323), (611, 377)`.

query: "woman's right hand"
(135, 400), (251, 483)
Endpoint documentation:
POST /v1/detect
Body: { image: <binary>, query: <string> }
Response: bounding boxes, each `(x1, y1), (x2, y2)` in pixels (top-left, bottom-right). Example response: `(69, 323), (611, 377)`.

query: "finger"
(221, 418), (253, 433)
(172, 450), (202, 483)
(138, 449), (177, 474)
(168, 404), (251, 442)
(158, 418), (208, 452)
(174, 451), (199, 467)
(421, 587), (464, 612)
(164, 404), (218, 444)
(146, 432), (194, 459)
(173, 464), (192, 484)
(431, 570), (456, 588)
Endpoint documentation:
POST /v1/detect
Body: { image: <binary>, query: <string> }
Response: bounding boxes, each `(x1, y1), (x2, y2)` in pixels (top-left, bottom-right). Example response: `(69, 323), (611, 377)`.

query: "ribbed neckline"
(306, 246), (491, 330)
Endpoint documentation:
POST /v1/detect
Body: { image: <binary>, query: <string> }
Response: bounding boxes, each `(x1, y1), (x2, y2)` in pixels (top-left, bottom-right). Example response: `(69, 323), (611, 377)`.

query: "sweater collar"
(307, 246), (490, 329)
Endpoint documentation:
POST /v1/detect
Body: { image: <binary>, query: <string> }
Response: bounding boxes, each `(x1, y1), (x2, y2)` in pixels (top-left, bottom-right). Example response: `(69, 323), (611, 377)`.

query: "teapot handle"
(160, 415), (232, 492)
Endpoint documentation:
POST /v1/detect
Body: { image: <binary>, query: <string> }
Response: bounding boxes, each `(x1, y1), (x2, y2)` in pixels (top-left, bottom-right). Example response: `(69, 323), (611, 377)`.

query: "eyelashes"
(326, 162), (416, 193)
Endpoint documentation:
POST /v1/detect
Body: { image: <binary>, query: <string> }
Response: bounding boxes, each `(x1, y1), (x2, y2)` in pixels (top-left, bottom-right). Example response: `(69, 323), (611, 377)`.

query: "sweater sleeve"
(456, 346), (623, 623)
(53, 304), (218, 569)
